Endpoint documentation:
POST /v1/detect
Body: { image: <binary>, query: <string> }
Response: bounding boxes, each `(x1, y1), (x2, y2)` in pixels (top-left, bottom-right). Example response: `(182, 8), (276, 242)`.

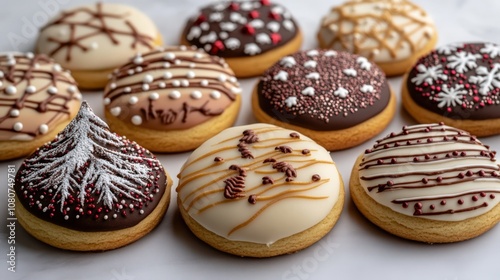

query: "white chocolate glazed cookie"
(350, 123), (500, 243)
(177, 123), (344, 257)
(104, 46), (242, 153)
(36, 3), (162, 89)
(317, 0), (437, 76)
(0, 52), (81, 161)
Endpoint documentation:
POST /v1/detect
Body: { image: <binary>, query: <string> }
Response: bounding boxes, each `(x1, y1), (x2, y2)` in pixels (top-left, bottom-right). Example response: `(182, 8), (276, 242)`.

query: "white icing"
(435, 84), (467, 108)
(177, 124), (340, 244)
(187, 26), (202, 40)
(149, 92), (160, 100)
(306, 72), (320, 80)
(225, 38), (241, 50)
(334, 87), (349, 98)
(110, 107), (122, 116)
(307, 50), (319, 57)
(220, 22), (237, 32)
(244, 43), (261, 55)
(219, 32), (229, 40)
(410, 64), (447, 85)
(356, 56), (371, 70)
(469, 63), (500, 96)
(282, 20), (295, 31)
(480, 43), (500, 59)
(190, 91), (203, 99)
(13, 122), (23, 131)
(285, 96), (297, 107)
(325, 50), (337, 57)
(267, 21), (280, 33)
(343, 68), (357, 77)
(447, 52), (481, 73)
(143, 74), (154, 84)
(128, 96), (139, 104)
(5, 85), (17, 95)
(280, 56), (296, 68)
(39, 124), (49, 134)
(256, 33), (271, 45)
(303, 60), (317, 68)
(131, 115), (142, 125)
(249, 19), (264, 29)
(26, 85), (37, 94)
(273, 70), (288, 81)
(210, 90), (221, 99)
(199, 31), (217, 44)
(436, 42), (464, 55)
(47, 86), (58, 94)
(301, 87), (315, 96)
(209, 12), (223, 22)
(169, 90), (181, 100)
(10, 109), (20, 117)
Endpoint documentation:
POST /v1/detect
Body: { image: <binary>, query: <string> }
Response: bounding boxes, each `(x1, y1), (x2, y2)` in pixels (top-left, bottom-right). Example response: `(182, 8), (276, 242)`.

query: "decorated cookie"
(252, 49), (396, 151)
(104, 46), (242, 152)
(317, 0), (437, 76)
(36, 3), (162, 89)
(14, 102), (172, 251)
(403, 42), (500, 136)
(180, 0), (302, 77)
(176, 123), (344, 257)
(0, 53), (81, 161)
(350, 123), (500, 243)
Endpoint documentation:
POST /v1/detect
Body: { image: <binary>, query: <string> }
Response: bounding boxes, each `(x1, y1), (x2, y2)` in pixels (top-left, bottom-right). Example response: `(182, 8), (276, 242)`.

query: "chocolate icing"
(182, 0), (299, 57)
(407, 42), (500, 120)
(15, 102), (167, 232)
(257, 49), (390, 131)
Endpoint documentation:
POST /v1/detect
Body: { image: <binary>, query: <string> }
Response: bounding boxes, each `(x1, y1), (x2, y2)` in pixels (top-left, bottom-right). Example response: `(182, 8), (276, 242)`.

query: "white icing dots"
(103, 98), (111, 105)
(5, 86), (17, 95)
(164, 52), (176, 60)
(301, 87), (315, 96)
(190, 91), (203, 99)
(201, 80), (209, 87)
(267, 21), (280, 33)
(109, 83), (117, 90)
(343, 68), (357, 77)
(218, 74), (227, 82)
(169, 90), (181, 99)
(225, 38), (240, 50)
(149, 92), (160, 100)
(39, 124), (49, 134)
(163, 62), (171, 69)
(128, 96), (139, 105)
(90, 42), (99, 50)
(334, 87), (349, 99)
(13, 122), (23, 131)
(25, 52), (34, 59)
(67, 85), (77, 94)
(26, 85), (36, 93)
(110, 107), (121, 116)
(186, 71), (196, 79)
(10, 109), (20, 117)
(143, 74), (154, 84)
(244, 43), (261, 55)
(181, 80), (190, 87)
(172, 80), (181, 87)
(304, 60), (317, 68)
(256, 33), (271, 45)
(131, 115), (143, 125)
(133, 55), (143, 65)
(210, 90), (221, 99)
(124, 87), (131, 93)
(164, 72), (173, 79)
(159, 82), (166, 88)
(274, 70), (288, 81)
(142, 84), (150, 91)
(47, 86), (58, 94)
(285, 96), (298, 107)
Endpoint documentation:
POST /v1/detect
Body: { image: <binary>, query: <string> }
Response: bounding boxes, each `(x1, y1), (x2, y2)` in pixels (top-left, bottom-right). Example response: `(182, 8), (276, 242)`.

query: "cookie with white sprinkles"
(403, 42), (500, 136)
(14, 102), (172, 251)
(252, 49), (396, 151)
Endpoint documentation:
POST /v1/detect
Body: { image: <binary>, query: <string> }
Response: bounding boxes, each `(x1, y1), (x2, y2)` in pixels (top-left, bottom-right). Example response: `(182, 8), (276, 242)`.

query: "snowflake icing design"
(435, 84), (467, 108)
(480, 43), (500, 59)
(411, 64), (448, 85)
(436, 43), (464, 55)
(469, 63), (500, 96)
(447, 52), (481, 73)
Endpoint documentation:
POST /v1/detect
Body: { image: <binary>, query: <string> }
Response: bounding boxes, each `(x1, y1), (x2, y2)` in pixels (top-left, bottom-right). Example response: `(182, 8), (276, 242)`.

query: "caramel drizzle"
(43, 3), (154, 62)
(179, 128), (335, 236)
(0, 54), (78, 137)
(360, 123), (500, 216)
(321, 0), (433, 59)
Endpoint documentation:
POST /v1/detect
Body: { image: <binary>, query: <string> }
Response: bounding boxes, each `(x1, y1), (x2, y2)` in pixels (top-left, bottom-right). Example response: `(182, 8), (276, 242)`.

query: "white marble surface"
(1, 0), (500, 279)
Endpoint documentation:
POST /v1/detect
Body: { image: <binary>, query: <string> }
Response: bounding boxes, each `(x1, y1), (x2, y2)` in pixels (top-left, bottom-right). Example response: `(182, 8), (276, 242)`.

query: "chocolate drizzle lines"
(141, 100), (222, 125)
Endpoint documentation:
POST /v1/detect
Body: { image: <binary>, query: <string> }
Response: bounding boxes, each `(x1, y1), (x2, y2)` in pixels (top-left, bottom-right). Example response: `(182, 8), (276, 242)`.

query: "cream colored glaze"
(359, 124), (500, 221)
(177, 123), (340, 244)
(104, 46), (241, 130)
(36, 3), (159, 71)
(0, 53), (81, 141)
(318, 0), (435, 63)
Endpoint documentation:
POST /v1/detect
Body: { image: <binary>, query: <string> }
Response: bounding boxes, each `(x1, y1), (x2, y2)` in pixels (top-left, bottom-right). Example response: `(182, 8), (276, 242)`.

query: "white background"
(1, 0), (500, 279)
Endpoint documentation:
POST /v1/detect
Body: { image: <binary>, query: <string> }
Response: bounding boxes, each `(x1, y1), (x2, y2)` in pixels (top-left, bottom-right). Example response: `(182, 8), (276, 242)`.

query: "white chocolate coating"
(177, 124), (341, 244)
(36, 3), (159, 71)
(359, 124), (500, 221)
(318, 0), (436, 63)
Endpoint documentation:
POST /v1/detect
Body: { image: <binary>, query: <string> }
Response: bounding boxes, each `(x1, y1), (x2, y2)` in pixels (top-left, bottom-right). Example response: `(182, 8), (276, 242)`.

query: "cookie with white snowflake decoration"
(36, 3), (163, 89)
(14, 102), (172, 251)
(180, 0), (302, 77)
(317, 0), (437, 76)
(403, 42), (500, 137)
(252, 49), (396, 151)
(0, 52), (81, 161)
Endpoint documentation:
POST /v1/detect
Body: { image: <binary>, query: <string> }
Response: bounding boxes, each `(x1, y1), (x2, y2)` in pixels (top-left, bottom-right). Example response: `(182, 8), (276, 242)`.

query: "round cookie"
(180, 0), (302, 77)
(403, 42), (500, 137)
(14, 102), (172, 251)
(36, 3), (162, 89)
(252, 49), (396, 151)
(176, 123), (344, 257)
(317, 0), (437, 76)
(104, 46), (242, 153)
(0, 52), (81, 161)
(350, 123), (500, 243)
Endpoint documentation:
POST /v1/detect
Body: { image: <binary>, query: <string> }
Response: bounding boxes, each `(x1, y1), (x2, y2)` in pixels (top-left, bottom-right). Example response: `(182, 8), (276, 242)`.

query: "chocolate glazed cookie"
(403, 42), (500, 136)
(252, 49), (396, 151)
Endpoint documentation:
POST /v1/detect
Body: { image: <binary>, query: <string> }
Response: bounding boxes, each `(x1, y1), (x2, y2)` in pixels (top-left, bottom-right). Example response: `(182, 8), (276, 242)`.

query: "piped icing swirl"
(177, 123), (340, 244)
(407, 42), (500, 120)
(15, 102), (167, 231)
(104, 46), (241, 130)
(36, 3), (159, 70)
(359, 123), (500, 221)
(0, 53), (81, 141)
(257, 49), (390, 130)
(182, 0), (299, 57)
(318, 0), (435, 63)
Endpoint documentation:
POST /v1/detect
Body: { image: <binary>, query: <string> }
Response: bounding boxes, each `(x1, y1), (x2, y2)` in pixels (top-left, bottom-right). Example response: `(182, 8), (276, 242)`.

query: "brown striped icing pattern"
(176, 123), (340, 244)
(359, 123), (500, 221)
(104, 45), (241, 130)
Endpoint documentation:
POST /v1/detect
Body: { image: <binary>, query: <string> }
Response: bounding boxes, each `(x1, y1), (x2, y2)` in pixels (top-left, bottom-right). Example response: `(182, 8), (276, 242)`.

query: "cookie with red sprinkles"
(252, 49), (396, 151)
(403, 42), (500, 136)
(14, 102), (172, 251)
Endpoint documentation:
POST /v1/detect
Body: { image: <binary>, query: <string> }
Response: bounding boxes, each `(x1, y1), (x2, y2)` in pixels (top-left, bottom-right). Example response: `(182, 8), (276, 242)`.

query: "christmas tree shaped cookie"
(14, 101), (172, 251)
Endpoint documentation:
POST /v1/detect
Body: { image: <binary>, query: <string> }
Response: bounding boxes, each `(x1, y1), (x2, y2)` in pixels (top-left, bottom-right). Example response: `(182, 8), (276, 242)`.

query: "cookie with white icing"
(15, 102), (172, 251)
(104, 45), (242, 152)
(403, 42), (500, 136)
(0, 53), (81, 161)
(180, 0), (302, 77)
(252, 49), (396, 151)
(176, 123), (344, 257)
(350, 123), (500, 243)
(36, 3), (162, 89)
(317, 0), (437, 76)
